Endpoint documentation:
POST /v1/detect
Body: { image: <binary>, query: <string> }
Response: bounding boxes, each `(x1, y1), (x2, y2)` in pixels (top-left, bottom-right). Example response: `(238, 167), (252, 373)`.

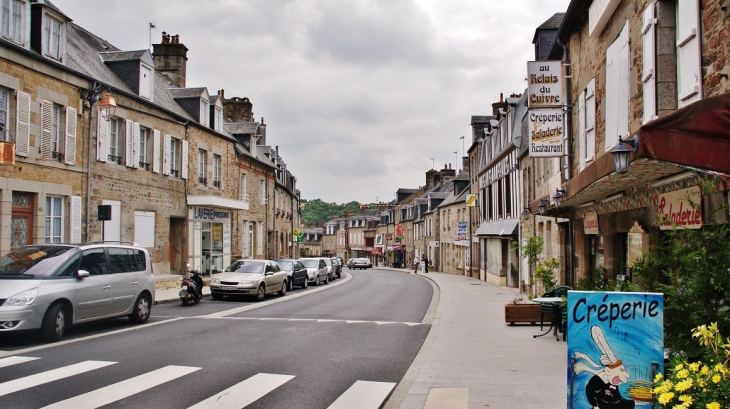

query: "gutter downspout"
(556, 36), (575, 288)
(84, 81), (101, 242)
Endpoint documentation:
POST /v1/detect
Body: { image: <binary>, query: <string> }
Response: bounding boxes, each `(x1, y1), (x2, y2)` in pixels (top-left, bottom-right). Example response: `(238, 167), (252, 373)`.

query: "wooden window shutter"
(162, 133), (171, 176)
(577, 90), (586, 171)
(15, 90), (30, 157)
(64, 106), (77, 165)
(181, 140), (189, 179)
(132, 122), (140, 168)
(605, 34), (620, 152)
(617, 22), (630, 142)
(125, 119), (134, 167)
(70, 195), (82, 244)
(676, 0), (701, 107)
(40, 99), (53, 160)
(642, 4), (657, 123)
(97, 110), (108, 162)
(585, 79), (596, 162)
(152, 129), (160, 173)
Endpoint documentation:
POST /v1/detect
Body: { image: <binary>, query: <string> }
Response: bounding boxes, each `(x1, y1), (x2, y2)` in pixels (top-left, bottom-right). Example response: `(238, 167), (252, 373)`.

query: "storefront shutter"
(97, 110), (108, 162)
(125, 119), (134, 167)
(162, 133), (171, 175)
(585, 79), (596, 162)
(134, 211), (155, 248)
(152, 129), (160, 173)
(70, 195), (82, 243)
(181, 139), (189, 179)
(15, 90), (30, 156)
(577, 90), (586, 171)
(40, 100), (53, 160)
(676, 0), (701, 107)
(64, 106), (77, 165)
(642, 4), (657, 123)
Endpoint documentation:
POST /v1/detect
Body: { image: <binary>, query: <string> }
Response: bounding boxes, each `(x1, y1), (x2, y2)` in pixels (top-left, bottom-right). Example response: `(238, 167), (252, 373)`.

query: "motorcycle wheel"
(193, 295), (200, 304)
(182, 297), (190, 306)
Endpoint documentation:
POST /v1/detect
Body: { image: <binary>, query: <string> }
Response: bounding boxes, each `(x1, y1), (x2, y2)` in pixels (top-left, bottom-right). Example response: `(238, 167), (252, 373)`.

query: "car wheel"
(41, 303), (67, 343)
(255, 284), (266, 301)
(302, 279), (308, 289)
(279, 281), (287, 296)
(287, 280), (293, 292)
(324, 274), (329, 285)
(129, 293), (151, 324)
(211, 292), (224, 301)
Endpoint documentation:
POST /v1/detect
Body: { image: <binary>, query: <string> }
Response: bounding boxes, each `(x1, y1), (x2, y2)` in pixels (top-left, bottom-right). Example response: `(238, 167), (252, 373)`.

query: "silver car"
(0, 243), (155, 342)
(209, 259), (287, 301)
(299, 258), (329, 286)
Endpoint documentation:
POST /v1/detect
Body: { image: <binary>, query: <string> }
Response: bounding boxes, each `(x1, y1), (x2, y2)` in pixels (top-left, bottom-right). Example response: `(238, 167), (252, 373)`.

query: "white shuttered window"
(152, 129), (160, 173)
(585, 79), (596, 162)
(577, 90), (586, 171)
(162, 133), (171, 175)
(604, 22), (629, 152)
(125, 119), (134, 167)
(102, 199), (121, 242)
(181, 139), (189, 179)
(70, 196), (82, 243)
(64, 106), (77, 165)
(40, 100), (53, 160)
(15, 90), (30, 156)
(676, 0), (701, 107)
(642, 3), (657, 123)
(97, 112), (108, 162)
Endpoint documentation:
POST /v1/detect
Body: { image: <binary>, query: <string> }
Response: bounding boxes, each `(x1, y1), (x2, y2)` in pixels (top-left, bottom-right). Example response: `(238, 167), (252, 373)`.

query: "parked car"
(330, 258), (342, 279)
(0, 243), (155, 342)
(351, 258), (372, 269)
(299, 258), (329, 286)
(210, 259), (287, 301)
(274, 259), (309, 291)
(323, 258), (334, 281)
(347, 258), (355, 268)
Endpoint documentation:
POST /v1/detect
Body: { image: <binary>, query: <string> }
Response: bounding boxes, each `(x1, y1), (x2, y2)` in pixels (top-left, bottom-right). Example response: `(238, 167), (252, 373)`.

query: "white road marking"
(188, 373), (294, 409)
(327, 380), (396, 409)
(374, 321), (398, 325)
(0, 360), (116, 397)
(0, 356), (39, 369)
(42, 365), (200, 409)
(345, 320), (368, 324)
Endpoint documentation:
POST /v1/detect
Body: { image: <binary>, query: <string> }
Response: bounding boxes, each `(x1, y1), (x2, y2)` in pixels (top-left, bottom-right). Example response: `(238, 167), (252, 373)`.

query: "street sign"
(296, 233), (304, 244)
(466, 194), (477, 207)
(293, 227), (301, 236)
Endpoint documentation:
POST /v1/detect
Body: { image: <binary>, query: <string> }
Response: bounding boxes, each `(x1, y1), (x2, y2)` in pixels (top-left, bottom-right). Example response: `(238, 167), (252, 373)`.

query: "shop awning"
(389, 245), (405, 251)
(371, 247), (382, 255)
(475, 219), (519, 237)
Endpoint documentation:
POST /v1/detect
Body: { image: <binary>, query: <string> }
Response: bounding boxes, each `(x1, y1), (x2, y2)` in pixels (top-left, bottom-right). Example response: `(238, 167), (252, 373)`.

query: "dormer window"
(42, 14), (61, 59)
(213, 106), (222, 131)
(139, 63), (153, 100)
(200, 100), (208, 126)
(1, 0), (24, 45)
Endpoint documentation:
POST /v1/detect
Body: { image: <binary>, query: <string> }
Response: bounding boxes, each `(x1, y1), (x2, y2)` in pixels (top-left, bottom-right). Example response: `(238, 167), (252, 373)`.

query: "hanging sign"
(528, 108), (564, 157)
(567, 291), (664, 408)
(375, 234), (384, 247)
(527, 61), (563, 108)
(583, 211), (598, 235)
(657, 186), (702, 230)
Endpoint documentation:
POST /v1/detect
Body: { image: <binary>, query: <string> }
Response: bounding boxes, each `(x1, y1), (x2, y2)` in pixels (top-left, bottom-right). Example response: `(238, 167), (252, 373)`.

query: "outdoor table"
(531, 297), (563, 340)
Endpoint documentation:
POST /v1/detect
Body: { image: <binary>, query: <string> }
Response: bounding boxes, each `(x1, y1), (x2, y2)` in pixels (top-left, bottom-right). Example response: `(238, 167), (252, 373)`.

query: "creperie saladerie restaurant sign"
(657, 186), (702, 230)
(527, 61), (564, 157)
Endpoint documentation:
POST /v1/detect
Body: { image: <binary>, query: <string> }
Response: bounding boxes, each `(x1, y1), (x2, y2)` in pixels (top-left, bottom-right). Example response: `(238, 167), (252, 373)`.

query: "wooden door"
(11, 192), (34, 248)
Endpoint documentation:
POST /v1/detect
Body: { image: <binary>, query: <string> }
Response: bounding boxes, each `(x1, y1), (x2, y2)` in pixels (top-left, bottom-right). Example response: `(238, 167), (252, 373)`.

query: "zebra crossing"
(0, 355), (396, 409)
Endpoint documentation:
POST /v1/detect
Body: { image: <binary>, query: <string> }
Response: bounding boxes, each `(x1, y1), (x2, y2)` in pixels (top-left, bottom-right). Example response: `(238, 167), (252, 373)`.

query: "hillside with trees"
(300, 199), (365, 225)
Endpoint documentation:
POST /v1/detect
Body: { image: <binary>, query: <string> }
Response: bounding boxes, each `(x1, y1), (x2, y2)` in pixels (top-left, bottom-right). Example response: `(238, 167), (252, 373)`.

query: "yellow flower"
(677, 369), (690, 379)
(676, 363), (685, 371)
(712, 374), (721, 383)
(706, 402), (720, 409)
(658, 392), (675, 405)
(674, 378), (693, 392)
(701, 366), (710, 375)
(655, 372), (664, 382)
(689, 362), (701, 372)
(679, 395), (693, 405)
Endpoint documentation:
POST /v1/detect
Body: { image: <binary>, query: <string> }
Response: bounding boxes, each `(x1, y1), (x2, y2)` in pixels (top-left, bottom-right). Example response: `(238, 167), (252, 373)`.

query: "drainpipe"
(84, 81), (102, 242)
(556, 36), (575, 287)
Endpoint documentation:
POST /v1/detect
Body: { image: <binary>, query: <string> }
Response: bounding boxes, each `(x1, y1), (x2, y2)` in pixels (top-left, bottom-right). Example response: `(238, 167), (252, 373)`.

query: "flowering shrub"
(654, 323), (730, 408)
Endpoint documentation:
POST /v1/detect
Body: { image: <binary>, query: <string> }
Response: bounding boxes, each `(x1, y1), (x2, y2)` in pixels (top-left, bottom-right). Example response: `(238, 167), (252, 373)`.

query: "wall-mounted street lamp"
(522, 206), (530, 220)
(552, 188), (567, 209)
(99, 93), (117, 121)
(610, 134), (638, 174)
(538, 198), (549, 216)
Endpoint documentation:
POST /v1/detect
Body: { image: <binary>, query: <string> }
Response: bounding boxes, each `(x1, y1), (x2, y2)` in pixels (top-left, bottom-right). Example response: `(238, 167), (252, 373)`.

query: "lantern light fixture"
(522, 206), (530, 220)
(610, 134), (638, 174)
(99, 93), (117, 121)
(552, 188), (567, 209)
(538, 198), (549, 216)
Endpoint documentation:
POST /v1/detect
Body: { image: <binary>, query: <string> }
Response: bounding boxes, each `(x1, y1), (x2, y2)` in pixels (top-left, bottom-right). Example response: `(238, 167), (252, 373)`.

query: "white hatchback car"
(209, 259), (288, 301)
(298, 258), (329, 286)
(0, 243), (155, 342)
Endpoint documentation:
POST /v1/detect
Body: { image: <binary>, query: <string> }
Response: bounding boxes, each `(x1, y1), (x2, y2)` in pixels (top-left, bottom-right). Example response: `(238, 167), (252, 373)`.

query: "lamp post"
(610, 135), (638, 174)
(522, 206), (530, 220)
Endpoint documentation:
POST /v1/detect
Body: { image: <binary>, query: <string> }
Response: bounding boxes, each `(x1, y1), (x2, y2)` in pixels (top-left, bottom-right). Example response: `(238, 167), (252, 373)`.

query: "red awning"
(371, 247), (382, 255)
(391, 245), (404, 251)
(638, 92), (730, 174)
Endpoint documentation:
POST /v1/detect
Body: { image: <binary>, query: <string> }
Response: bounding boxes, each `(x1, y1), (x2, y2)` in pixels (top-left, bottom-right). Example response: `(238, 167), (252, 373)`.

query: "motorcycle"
(179, 265), (203, 306)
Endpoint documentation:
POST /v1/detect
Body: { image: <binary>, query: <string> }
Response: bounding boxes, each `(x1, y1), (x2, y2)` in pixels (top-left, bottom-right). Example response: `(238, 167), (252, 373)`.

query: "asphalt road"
(0, 268), (433, 408)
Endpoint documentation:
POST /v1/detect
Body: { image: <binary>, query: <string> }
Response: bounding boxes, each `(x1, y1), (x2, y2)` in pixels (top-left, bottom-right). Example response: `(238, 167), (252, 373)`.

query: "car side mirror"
(77, 270), (90, 278)
(265, 271), (274, 276)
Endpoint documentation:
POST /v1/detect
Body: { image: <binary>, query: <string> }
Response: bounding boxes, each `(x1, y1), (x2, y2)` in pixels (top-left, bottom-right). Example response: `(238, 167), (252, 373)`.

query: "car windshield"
(324, 259), (332, 266)
(300, 259), (318, 268)
(0, 245), (76, 278)
(277, 260), (293, 270)
(225, 261), (265, 274)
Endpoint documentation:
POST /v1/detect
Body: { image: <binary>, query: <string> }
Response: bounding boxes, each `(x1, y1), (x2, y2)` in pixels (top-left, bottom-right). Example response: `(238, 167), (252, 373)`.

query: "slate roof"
(167, 87), (207, 99)
(512, 90), (529, 155)
(471, 115), (492, 124)
(39, 0), (72, 21)
(99, 50), (151, 64)
(532, 12), (565, 43)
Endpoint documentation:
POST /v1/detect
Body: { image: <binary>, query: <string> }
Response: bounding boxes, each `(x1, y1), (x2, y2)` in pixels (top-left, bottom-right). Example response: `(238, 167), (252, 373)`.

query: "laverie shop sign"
(527, 61), (564, 157)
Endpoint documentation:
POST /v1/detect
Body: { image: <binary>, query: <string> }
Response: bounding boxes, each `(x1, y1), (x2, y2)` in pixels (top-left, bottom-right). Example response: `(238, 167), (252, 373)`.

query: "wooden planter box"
(505, 303), (551, 325)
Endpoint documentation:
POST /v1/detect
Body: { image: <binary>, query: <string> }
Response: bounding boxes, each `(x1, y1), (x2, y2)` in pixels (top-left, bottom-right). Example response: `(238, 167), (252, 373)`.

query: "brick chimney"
(222, 96), (253, 123)
(426, 169), (440, 189)
(462, 156), (470, 174)
(152, 32), (188, 88)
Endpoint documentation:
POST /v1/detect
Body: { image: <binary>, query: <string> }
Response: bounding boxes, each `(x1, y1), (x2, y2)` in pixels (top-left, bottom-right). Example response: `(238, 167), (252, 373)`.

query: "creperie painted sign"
(527, 61), (563, 108)
(584, 211), (598, 234)
(657, 186), (702, 230)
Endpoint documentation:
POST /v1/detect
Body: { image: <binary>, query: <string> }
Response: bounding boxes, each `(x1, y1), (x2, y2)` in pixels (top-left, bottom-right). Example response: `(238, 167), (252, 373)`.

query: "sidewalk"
(384, 269), (566, 409)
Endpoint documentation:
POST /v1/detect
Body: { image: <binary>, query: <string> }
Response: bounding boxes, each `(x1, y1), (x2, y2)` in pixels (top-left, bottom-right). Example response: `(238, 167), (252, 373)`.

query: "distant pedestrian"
(423, 257), (429, 273)
(413, 256), (420, 273)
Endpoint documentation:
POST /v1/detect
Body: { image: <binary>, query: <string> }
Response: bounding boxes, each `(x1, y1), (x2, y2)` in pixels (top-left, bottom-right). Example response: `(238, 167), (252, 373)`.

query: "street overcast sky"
(54, 0), (571, 204)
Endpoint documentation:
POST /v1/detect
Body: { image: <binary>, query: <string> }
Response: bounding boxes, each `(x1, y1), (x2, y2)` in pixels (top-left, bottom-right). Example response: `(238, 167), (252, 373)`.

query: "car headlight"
(5, 288), (39, 306)
(239, 280), (255, 286)
(211, 278), (220, 284)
